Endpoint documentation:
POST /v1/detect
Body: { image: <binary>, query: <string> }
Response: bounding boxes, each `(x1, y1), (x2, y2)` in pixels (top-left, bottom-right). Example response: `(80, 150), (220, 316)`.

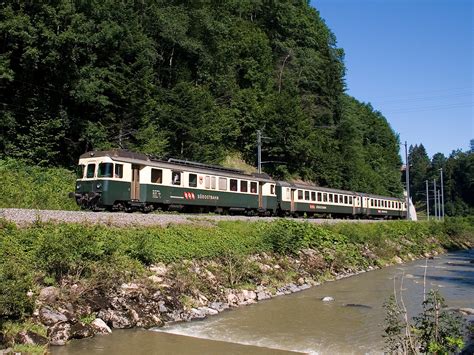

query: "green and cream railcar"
(276, 182), (406, 219)
(72, 150), (277, 214)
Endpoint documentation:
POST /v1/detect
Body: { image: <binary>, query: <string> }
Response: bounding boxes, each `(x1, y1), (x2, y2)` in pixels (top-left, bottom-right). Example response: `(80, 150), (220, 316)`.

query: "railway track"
(0, 208), (382, 227)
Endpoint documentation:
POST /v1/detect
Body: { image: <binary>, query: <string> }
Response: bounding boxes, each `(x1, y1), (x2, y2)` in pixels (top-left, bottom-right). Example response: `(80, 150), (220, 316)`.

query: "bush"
(0, 226), (35, 321)
(0, 159), (78, 210)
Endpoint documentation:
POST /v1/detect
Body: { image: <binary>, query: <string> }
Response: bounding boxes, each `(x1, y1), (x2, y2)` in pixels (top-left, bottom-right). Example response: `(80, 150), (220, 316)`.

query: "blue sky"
(311, 0), (473, 158)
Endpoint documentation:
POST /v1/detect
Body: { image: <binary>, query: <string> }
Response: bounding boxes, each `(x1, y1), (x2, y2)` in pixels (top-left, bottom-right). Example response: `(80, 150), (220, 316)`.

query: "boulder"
(98, 309), (135, 329)
(91, 318), (112, 334)
(120, 283), (140, 293)
(14, 330), (48, 346)
(226, 293), (238, 305)
(322, 296), (334, 302)
(208, 302), (229, 313)
(48, 322), (71, 346)
(257, 291), (271, 301)
(289, 284), (300, 293)
(190, 308), (207, 319)
(38, 286), (60, 303)
(393, 256), (403, 264)
(39, 307), (68, 326)
(242, 290), (256, 301)
(148, 275), (163, 283)
(70, 322), (94, 339)
(199, 307), (218, 316)
(150, 263), (168, 276)
(159, 302), (168, 313)
(258, 264), (272, 273)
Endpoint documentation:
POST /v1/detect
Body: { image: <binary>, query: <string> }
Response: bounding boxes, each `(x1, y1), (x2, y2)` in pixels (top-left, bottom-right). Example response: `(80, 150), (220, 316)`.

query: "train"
(70, 150), (408, 219)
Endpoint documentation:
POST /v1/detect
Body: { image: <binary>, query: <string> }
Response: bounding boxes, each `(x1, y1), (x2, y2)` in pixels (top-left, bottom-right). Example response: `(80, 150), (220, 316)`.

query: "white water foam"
(152, 319), (320, 355)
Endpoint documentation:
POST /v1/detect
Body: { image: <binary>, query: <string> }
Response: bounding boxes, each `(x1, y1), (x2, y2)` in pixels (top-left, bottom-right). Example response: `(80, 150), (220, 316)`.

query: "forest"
(408, 145), (473, 217)
(0, 0), (471, 213)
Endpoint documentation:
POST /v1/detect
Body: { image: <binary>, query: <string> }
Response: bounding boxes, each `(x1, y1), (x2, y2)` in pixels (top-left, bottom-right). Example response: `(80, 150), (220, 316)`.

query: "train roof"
(79, 150), (274, 182)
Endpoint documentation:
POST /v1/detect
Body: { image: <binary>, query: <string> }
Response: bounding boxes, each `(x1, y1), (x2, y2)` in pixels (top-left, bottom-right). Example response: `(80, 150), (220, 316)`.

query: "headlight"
(96, 183), (102, 189)
(76, 184), (81, 190)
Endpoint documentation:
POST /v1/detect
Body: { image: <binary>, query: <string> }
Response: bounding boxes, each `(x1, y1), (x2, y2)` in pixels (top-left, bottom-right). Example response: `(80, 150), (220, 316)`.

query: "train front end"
(70, 152), (128, 210)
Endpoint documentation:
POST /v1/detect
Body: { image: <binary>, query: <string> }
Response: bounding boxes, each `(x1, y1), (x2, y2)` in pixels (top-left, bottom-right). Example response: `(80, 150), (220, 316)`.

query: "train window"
(349, 196), (353, 204)
(305, 191), (310, 201)
(76, 165), (85, 179)
(211, 176), (216, 189)
(271, 184), (275, 195)
(151, 168), (162, 184)
(230, 179), (238, 191)
(86, 163), (95, 178)
(317, 192), (322, 201)
(370, 199), (374, 207)
(98, 163), (113, 178)
(219, 177), (227, 191)
(189, 174), (197, 188)
(298, 190), (303, 200)
(205, 176), (210, 189)
(240, 180), (248, 193)
(311, 192), (316, 201)
(323, 193), (328, 202)
(344, 196), (348, 204)
(286, 188), (291, 200)
(329, 194), (333, 203)
(115, 164), (123, 178)
(250, 182), (257, 193)
(172, 171), (181, 185)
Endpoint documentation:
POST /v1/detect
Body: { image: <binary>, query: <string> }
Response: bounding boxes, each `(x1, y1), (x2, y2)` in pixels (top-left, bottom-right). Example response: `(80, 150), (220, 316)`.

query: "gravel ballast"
(0, 208), (381, 227)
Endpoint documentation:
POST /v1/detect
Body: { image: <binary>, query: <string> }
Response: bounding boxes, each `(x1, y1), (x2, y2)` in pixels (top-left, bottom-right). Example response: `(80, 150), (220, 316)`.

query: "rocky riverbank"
(1, 218), (473, 353)
(0, 248), (450, 352)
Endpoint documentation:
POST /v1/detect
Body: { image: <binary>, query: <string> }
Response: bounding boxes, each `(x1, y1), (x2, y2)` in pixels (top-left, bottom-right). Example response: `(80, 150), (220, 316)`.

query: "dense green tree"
(0, 0), (405, 197)
(408, 144), (431, 204)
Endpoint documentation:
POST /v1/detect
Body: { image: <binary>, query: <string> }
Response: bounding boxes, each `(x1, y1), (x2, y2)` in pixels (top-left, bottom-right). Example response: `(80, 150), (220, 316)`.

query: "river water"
(52, 250), (473, 355)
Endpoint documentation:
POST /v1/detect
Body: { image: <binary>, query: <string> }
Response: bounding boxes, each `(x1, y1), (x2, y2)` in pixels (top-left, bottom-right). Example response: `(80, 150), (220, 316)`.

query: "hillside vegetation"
(0, 159), (78, 211)
(1, 1), (403, 196)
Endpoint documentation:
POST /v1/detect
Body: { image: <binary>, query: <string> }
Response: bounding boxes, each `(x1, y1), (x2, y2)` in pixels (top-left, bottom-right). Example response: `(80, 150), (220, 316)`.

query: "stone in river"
(322, 296), (334, 302)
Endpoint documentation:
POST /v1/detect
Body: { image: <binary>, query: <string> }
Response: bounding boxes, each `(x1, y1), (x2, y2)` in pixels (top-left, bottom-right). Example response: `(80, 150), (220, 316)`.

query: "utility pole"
(433, 179), (438, 220)
(439, 168), (445, 220)
(438, 190), (441, 220)
(257, 130), (262, 174)
(426, 180), (429, 221)
(404, 141), (410, 220)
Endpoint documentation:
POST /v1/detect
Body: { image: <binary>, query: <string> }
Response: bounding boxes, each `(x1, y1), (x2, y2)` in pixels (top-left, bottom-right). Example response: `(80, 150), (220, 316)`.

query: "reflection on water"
(52, 250), (474, 355)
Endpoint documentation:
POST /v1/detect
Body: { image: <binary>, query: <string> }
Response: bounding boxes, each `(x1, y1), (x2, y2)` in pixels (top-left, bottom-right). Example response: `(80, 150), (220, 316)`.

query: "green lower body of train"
(71, 179), (405, 219)
(72, 179), (277, 215)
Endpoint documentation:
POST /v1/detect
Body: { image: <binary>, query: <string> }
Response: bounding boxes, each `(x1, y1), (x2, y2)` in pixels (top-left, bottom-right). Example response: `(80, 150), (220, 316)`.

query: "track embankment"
(0, 208), (380, 227)
(0, 217), (472, 353)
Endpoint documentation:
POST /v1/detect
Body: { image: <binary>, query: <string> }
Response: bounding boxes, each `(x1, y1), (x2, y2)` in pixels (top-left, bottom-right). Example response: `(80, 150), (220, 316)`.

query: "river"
(52, 249), (473, 354)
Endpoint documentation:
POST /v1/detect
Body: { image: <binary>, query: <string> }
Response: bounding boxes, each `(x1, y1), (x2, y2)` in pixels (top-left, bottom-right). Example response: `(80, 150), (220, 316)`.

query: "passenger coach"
(276, 182), (406, 219)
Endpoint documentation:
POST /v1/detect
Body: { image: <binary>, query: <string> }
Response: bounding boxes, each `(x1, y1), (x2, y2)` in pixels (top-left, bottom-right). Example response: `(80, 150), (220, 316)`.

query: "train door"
(258, 182), (263, 209)
(290, 188), (296, 212)
(131, 164), (140, 200)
